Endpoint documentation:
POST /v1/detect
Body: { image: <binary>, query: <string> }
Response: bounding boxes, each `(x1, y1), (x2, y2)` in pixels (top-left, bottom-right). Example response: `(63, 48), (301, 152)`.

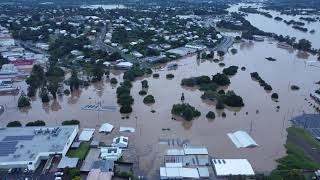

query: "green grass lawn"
(67, 142), (90, 160)
(269, 127), (320, 179)
(288, 127), (320, 150)
(277, 142), (320, 170)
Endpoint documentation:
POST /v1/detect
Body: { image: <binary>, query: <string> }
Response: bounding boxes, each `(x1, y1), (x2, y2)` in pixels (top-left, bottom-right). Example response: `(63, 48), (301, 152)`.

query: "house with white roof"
(111, 136), (128, 148)
(115, 62), (133, 69)
(100, 147), (122, 161)
(99, 123), (114, 133)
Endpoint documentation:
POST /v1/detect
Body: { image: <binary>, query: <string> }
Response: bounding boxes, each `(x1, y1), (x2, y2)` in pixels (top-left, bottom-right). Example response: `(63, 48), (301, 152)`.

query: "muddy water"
(228, 3), (320, 49)
(1, 40), (320, 177)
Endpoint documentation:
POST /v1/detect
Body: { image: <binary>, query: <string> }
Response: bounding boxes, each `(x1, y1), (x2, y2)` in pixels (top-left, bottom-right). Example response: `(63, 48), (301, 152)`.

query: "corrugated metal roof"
(79, 128), (95, 141)
(227, 131), (258, 148)
(197, 167), (209, 178)
(183, 147), (208, 155)
(99, 123), (114, 133)
(182, 168), (200, 178)
(160, 167), (200, 179)
(166, 149), (185, 156)
(212, 159), (255, 176)
(165, 163), (183, 168)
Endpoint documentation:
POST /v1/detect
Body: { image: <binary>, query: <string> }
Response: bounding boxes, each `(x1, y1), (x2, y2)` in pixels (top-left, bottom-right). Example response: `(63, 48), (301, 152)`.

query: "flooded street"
(1, 40), (319, 177)
(228, 3), (320, 49)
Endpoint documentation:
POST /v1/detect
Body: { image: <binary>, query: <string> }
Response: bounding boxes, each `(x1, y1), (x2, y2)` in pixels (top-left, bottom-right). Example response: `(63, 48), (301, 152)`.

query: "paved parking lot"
(0, 172), (55, 180)
(0, 160), (58, 180)
(0, 168), (56, 180)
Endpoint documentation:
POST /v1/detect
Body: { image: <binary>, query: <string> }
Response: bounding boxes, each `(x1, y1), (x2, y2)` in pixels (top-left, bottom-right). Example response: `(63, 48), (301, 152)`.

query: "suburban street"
(92, 25), (137, 63)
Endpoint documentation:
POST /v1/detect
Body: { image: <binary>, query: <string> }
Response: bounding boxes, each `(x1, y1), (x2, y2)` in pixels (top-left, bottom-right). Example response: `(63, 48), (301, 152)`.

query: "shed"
(197, 167), (210, 178)
(79, 128), (95, 141)
(99, 123), (114, 133)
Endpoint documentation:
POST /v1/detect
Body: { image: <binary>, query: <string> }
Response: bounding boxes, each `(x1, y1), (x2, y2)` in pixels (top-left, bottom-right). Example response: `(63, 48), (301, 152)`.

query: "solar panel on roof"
(3, 135), (34, 141)
(0, 141), (18, 156)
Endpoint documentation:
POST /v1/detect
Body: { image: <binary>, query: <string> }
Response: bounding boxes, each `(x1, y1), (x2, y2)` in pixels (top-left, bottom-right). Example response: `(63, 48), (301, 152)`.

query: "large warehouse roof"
(160, 167), (200, 179)
(212, 159), (255, 176)
(0, 126), (78, 168)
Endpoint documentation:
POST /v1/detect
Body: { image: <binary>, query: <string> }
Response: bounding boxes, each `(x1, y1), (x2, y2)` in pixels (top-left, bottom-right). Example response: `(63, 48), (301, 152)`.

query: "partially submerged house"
(99, 123), (114, 133)
(111, 136), (128, 148)
(227, 131), (258, 148)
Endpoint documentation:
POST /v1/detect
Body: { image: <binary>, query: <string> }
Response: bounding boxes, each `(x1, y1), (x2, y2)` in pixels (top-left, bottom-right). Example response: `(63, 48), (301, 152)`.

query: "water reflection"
(296, 51), (310, 59)
(228, 3), (320, 49)
(67, 90), (81, 104)
(240, 41), (255, 50)
(0, 41), (319, 177)
(42, 102), (50, 114)
(51, 100), (62, 112)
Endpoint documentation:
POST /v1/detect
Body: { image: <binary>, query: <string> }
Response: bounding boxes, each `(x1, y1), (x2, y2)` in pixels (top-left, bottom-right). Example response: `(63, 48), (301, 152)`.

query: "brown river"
(228, 3), (320, 49)
(1, 40), (320, 177)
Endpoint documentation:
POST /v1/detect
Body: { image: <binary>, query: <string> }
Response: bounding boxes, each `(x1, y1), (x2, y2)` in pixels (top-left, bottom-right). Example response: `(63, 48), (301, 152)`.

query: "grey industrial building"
(0, 125), (79, 171)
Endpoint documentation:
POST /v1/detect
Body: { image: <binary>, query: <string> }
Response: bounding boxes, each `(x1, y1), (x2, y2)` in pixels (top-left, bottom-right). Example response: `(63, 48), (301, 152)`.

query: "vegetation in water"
(291, 85), (300, 90)
(18, 95), (31, 108)
(143, 95), (155, 104)
(212, 73), (231, 86)
(116, 81), (134, 113)
(171, 103), (201, 121)
(141, 80), (149, 88)
(166, 74), (174, 79)
(271, 93), (279, 99)
(222, 66), (239, 76)
(7, 121), (22, 127)
(251, 72), (273, 91)
(110, 78), (118, 84)
(206, 111), (216, 119)
(139, 90), (147, 96)
(26, 120), (46, 126)
(62, 120), (80, 125)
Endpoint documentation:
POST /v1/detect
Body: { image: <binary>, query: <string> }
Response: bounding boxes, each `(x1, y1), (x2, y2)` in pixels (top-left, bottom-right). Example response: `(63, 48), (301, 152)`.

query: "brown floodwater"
(1, 40), (320, 177)
(228, 3), (320, 49)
